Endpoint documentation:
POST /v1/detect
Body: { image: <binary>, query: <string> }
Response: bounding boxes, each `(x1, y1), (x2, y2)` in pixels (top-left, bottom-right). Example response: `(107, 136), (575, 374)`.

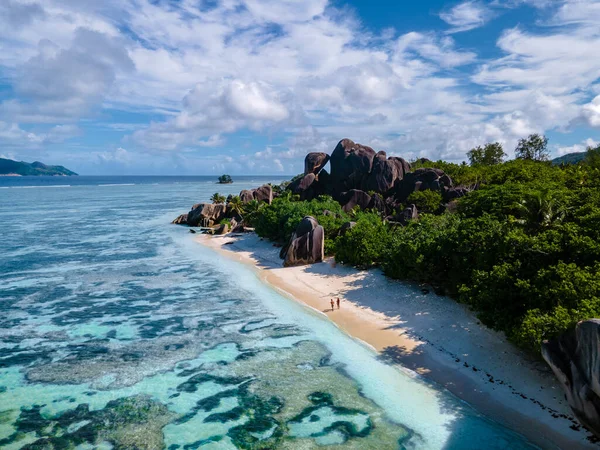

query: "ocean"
(0, 176), (536, 449)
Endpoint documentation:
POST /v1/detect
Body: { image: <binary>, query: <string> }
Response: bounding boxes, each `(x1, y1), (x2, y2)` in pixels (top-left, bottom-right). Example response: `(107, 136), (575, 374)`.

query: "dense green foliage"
(211, 193), (226, 204)
(405, 190), (443, 213)
(218, 174), (233, 183)
(334, 213), (391, 268)
(249, 151), (600, 354)
(253, 195), (349, 255)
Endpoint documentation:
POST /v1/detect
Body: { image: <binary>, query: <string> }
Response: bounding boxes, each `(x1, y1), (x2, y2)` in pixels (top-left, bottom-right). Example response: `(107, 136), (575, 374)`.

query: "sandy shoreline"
(197, 232), (596, 449)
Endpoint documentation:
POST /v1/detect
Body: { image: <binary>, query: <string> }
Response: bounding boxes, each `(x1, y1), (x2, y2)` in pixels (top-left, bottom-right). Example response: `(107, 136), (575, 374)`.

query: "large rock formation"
(304, 152), (330, 175)
(289, 173), (317, 198)
(329, 139), (376, 194)
(340, 189), (372, 213)
(253, 184), (273, 204)
(240, 190), (254, 203)
(542, 320), (600, 437)
(396, 168), (453, 202)
(187, 203), (227, 227)
(365, 151), (411, 195)
(240, 185), (273, 204)
(280, 216), (324, 267)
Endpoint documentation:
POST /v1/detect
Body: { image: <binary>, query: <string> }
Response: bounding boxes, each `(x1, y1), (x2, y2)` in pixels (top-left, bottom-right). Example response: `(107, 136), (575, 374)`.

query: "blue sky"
(1, 0), (600, 175)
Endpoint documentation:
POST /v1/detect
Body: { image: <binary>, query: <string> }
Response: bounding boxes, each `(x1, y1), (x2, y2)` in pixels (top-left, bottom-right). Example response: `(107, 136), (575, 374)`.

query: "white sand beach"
(197, 232), (597, 450)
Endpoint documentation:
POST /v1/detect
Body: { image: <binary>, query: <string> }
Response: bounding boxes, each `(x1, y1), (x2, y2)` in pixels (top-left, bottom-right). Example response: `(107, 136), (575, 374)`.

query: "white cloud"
(1, 28), (133, 123)
(440, 1), (492, 33)
(556, 138), (599, 156)
(581, 95), (600, 128)
(0, 0), (599, 171)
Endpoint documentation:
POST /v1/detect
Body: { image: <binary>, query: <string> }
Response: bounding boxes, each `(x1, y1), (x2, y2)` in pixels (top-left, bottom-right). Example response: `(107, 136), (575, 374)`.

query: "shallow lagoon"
(0, 176), (536, 449)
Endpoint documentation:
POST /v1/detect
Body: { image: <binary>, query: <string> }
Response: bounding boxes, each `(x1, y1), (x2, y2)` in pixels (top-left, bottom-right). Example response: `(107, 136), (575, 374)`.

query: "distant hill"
(552, 152), (587, 165)
(0, 158), (78, 176)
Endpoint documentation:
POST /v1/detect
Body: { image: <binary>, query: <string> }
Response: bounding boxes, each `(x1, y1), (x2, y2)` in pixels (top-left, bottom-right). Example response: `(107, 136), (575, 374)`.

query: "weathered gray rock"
(367, 192), (387, 215)
(253, 184), (273, 204)
(444, 186), (470, 202)
(187, 203), (227, 227)
(240, 190), (255, 203)
(214, 223), (229, 235)
(304, 152), (330, 175)
(542, 319), (600, 437)
(288, 173), (318, 200)
(340, 189), (372, 213)
(339, 221), (356, 236)
(280, 216), (324, 267)
(365, 152), (411, 195)
(329, 138), (376, 193)
(396, 168), (453, 202)
(172, 214), (188, 225)
(399, 204), (418, 224)
(239, 185), (273, 204)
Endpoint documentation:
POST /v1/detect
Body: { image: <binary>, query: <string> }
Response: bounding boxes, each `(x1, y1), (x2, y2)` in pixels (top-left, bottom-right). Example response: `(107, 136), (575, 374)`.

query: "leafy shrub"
(253, 195), (348, 253)
(334, 212), (391, 268)
(405, 190), (443, 213)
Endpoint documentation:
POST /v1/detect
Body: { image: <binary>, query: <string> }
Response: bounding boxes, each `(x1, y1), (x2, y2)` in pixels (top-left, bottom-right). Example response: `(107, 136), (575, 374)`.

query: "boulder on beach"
(187, 203), (227, 227)
(304, 152), (330, 175)
(214, 223), (229, 235)
(542, 319), (600, 437)
(172, 213), (188, 225)
(280, 216), (324, 267)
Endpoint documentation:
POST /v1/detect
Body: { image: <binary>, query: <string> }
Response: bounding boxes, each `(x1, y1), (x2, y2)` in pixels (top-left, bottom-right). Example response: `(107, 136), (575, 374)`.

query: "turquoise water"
(0, 176), (537, 449)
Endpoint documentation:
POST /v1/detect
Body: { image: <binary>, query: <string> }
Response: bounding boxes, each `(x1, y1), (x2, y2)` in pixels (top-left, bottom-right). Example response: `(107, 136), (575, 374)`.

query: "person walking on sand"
(330, 299), (335, 311)
(336, 298), (340, 309)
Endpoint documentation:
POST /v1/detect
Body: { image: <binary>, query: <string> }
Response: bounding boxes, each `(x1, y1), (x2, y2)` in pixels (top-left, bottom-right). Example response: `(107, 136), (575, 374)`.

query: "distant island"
(0, 158), (78, 176)
(551, 151), (586, 165)
(218, 174), (233, 184)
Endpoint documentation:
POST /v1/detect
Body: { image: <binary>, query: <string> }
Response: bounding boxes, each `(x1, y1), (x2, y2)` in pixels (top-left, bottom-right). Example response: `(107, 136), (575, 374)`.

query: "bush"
(334, 212), (391, 268)
(405, 190), (443, 213)
(253, 195), (348, 254)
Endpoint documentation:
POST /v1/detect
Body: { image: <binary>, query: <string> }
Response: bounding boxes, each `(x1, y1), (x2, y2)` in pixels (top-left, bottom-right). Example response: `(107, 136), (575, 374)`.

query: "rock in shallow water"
(187, 203), (227, 227)
(542, 319), (600, 437)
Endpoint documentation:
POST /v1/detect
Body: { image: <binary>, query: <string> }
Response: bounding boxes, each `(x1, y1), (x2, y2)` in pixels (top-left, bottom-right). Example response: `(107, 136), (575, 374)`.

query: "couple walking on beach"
(330, 298), (340, 311)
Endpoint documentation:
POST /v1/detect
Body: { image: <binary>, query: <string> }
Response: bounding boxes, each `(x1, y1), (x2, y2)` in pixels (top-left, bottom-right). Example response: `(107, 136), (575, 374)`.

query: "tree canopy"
(467, 142), (506, 166)
(515, 134), (550, 161)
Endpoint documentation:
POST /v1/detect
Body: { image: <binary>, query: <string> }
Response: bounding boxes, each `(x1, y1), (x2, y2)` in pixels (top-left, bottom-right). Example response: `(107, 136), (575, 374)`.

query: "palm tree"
(211, 193), (226, 204)
(228, 195), (244, 219)
(243, 199), (264, 226)
(513, 190), (569, 229)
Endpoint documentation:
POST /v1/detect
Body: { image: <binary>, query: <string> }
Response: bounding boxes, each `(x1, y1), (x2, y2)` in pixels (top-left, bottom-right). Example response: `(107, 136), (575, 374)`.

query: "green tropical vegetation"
(218, 174), (233, 184)
(234, 138), (600, 354)
(211, 193), (226, 204)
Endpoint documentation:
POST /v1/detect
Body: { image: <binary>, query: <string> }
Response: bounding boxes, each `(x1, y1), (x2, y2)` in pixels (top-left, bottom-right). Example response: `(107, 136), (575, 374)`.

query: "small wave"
(1, 185), (71, 189)
(98, 183), (136, 186)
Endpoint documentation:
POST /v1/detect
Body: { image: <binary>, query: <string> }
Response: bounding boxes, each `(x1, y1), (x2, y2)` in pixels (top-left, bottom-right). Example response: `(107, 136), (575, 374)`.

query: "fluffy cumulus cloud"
(0, 0), (599, 173)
